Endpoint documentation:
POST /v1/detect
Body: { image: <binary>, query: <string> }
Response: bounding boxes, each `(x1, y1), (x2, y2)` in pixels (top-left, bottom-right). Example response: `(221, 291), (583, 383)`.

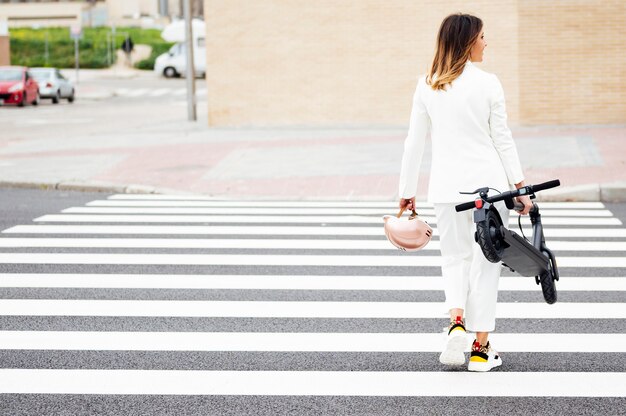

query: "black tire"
(52, 91), (60, 104)
(68, 90), (75, 103)
(539, 256), (557, 304)
(475, 208), (505, 263)
(163, 67), (178, 78)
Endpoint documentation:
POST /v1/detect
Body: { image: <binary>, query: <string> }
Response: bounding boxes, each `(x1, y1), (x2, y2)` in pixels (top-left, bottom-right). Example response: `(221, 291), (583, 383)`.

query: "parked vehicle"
(0, 66), (39, 107)
(154, 37), (206, 78)
(30, 68), (75, 104)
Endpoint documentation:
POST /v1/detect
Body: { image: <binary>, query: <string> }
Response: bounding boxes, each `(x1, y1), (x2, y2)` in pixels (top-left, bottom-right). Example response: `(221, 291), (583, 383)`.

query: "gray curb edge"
(1, 180), (625, 202)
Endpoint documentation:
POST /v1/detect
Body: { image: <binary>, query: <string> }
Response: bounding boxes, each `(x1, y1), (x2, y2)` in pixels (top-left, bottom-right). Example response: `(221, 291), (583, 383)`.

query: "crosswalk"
(114, 87), (207, 99)
(0, 195), (624, 411)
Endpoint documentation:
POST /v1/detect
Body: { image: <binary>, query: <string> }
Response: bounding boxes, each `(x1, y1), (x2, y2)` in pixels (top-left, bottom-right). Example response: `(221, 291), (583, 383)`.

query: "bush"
(134, 42), (172, 70)
(8, 27), (174, 69)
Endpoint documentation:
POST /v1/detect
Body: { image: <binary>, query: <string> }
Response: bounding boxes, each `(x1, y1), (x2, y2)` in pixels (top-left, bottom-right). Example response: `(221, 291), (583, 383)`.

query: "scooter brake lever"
(459, 187), (490, 195)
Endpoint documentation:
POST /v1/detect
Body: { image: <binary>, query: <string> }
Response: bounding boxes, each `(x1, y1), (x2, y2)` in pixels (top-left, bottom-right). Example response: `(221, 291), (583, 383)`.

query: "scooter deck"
(499, 226), (549, 277)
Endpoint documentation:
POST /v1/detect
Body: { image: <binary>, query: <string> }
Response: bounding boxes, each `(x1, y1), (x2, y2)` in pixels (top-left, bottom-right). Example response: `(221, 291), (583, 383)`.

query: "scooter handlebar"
(530, 179), (561, 193)
(455, 201), (478, 212)
(454, 179), (560, 212)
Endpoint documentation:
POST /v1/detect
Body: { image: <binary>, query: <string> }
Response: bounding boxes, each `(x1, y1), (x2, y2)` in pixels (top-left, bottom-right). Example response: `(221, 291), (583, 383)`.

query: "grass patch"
(9, 27), (174, 69)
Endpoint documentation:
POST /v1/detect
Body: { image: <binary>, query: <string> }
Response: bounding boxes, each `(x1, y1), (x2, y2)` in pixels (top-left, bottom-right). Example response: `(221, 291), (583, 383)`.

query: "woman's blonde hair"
(427, 13), (483, 91)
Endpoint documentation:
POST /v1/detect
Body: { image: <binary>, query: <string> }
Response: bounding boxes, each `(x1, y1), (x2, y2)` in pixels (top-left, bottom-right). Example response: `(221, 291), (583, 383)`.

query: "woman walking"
(398, 13), (532, 372)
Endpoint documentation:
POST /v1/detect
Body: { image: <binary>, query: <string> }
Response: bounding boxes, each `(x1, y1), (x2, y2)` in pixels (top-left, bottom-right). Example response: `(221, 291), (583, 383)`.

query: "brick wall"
(204, 0), (624, 127)
(518, 0), (626, 124)
(0, 36), (9, 66)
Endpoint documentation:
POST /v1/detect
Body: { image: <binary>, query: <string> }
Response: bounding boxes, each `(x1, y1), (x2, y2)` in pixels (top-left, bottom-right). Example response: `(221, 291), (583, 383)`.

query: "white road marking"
(90, 200), (608, 210)
(3, 224), (385, 236)
(5, 225), (626, 237)
(0, 274), (623, 291)
(124, 88), (151, 97)
(148, 88), (170, 97)
(34, 214), (621, 226)
(35, 214), (437, 224)
(0, 238), (624, 252)
(1, 331), (624, 352)
(0, 300), (623, 319)
(62, 206), (615, 217)
(0, 253), (623, 267)
(0, 252), (441, 266)
(0, 370), (624, 396)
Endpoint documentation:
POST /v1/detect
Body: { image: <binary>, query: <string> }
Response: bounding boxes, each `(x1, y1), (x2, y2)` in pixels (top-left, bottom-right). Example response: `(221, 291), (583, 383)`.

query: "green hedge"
(134, 42), (172, 70)
(9, 27), (173, 69)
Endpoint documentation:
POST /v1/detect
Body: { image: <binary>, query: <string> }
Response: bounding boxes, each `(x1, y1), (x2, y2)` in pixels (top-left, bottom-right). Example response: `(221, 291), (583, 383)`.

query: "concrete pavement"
(0, 69), (624, 201)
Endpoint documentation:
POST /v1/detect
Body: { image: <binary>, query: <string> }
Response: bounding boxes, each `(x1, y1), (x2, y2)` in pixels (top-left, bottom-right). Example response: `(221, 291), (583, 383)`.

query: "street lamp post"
(183, 0), (197, 121)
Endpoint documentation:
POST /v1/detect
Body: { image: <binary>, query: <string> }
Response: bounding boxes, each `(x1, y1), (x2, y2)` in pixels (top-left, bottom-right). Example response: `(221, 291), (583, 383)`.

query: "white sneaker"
(467, 340), (502, 372)
(439, 316), (467, 366)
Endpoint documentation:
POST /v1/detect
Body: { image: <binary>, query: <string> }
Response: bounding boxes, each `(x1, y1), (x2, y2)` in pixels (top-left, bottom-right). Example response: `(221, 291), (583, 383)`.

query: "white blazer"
(398, 61), (525, 203)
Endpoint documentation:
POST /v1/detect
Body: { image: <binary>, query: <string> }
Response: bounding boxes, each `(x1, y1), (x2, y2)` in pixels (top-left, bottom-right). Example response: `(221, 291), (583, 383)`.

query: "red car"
(0, 66), (39, 107)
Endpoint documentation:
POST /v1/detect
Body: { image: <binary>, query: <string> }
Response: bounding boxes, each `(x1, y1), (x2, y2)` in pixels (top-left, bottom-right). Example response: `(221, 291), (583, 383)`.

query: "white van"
(154, 37), (206, 78)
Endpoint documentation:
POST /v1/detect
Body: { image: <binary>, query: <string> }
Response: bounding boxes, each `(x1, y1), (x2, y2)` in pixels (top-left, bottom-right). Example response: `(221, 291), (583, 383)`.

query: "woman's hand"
(515, 195), (533, 215)
(399, 197), (415, 211)
(514, 181), (533, 215)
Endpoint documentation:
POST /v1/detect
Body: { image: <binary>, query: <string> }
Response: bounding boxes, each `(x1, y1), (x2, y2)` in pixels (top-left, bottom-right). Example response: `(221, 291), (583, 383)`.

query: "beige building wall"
(518, 0), (626, 125)
(204, 0), (625, 127)
(0, 36), (9, 66)
(0, 3), (83, 28)
(106, 0), (160, 19)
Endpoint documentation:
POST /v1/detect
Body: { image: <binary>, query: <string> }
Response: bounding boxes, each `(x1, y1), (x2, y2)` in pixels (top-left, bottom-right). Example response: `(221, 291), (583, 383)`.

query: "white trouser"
(434, 203), (509, 332)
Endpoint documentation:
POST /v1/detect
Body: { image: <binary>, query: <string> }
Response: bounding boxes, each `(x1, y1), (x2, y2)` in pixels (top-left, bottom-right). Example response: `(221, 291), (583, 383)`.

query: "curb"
(535, 182), (626, 203)
(0, 181), (155, 195)
(1, 180), (625, 202)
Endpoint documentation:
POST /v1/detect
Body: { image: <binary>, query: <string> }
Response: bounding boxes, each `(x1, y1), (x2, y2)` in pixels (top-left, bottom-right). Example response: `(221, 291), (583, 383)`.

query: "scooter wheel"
(475, 208), (505, 263)
(539, 256), (557, 304)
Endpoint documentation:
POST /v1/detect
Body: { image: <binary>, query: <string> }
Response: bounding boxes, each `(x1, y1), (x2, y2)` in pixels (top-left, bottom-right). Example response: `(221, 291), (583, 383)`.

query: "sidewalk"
(1, 120), (624, 201)
(0, 68), (624, 201)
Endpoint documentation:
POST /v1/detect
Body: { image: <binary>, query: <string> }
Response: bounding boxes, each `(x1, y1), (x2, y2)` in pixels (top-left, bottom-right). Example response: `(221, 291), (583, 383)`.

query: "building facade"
(203, 0), (625, 127)
(0, 0), (204, 28)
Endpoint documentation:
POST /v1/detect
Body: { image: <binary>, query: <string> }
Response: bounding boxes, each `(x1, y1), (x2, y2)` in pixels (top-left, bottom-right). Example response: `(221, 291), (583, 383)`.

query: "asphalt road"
(0, 188), (625, 415)
(0, 71), (207, 143)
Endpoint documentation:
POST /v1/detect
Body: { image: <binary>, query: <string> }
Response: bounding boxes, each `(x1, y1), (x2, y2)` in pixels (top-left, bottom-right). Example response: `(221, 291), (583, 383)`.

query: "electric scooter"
(454, 179), (561, 304)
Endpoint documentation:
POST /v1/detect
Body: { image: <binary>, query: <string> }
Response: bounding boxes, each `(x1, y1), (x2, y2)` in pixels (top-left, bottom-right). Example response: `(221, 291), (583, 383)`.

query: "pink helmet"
(383, 208), (433, 251)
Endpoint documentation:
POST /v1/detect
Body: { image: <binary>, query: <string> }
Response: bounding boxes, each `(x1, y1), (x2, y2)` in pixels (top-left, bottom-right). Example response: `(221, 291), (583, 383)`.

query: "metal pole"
(183, 0), (197, 121)
(44, 31), (49, 66)
(106, 32), (110, 67)
(74, 37), (79, 84)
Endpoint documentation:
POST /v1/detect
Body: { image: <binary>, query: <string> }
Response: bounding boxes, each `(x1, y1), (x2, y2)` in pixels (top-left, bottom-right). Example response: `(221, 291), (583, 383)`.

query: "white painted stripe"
(173, 88), (186, 96)
(3, 225), (385, 236)
(0, 253), (441, 266)
(5, 224), (626, 237)
(148, 88), (170, 97)
(69, 207), (439, 215)
(114, 88), (129, 95)
(2, 238), (402, 250)
(1, 331), (624, 353)
(0, 274), (624, 291)
(549, 241), (626, 251)
(0, 253), (623, 267)
(0, 370), (624, 396)
(91, 200), (609, 210)
(0, 238), (623, 252)
(35, 214), (438, 224)
(85, 205), (433, 215)
(124, 88), (150, 97)
(34, 214), (621, 226)
(0, 300), (623, 319)
(196, 88), (207, 96)
(62, 207), (615, 218)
